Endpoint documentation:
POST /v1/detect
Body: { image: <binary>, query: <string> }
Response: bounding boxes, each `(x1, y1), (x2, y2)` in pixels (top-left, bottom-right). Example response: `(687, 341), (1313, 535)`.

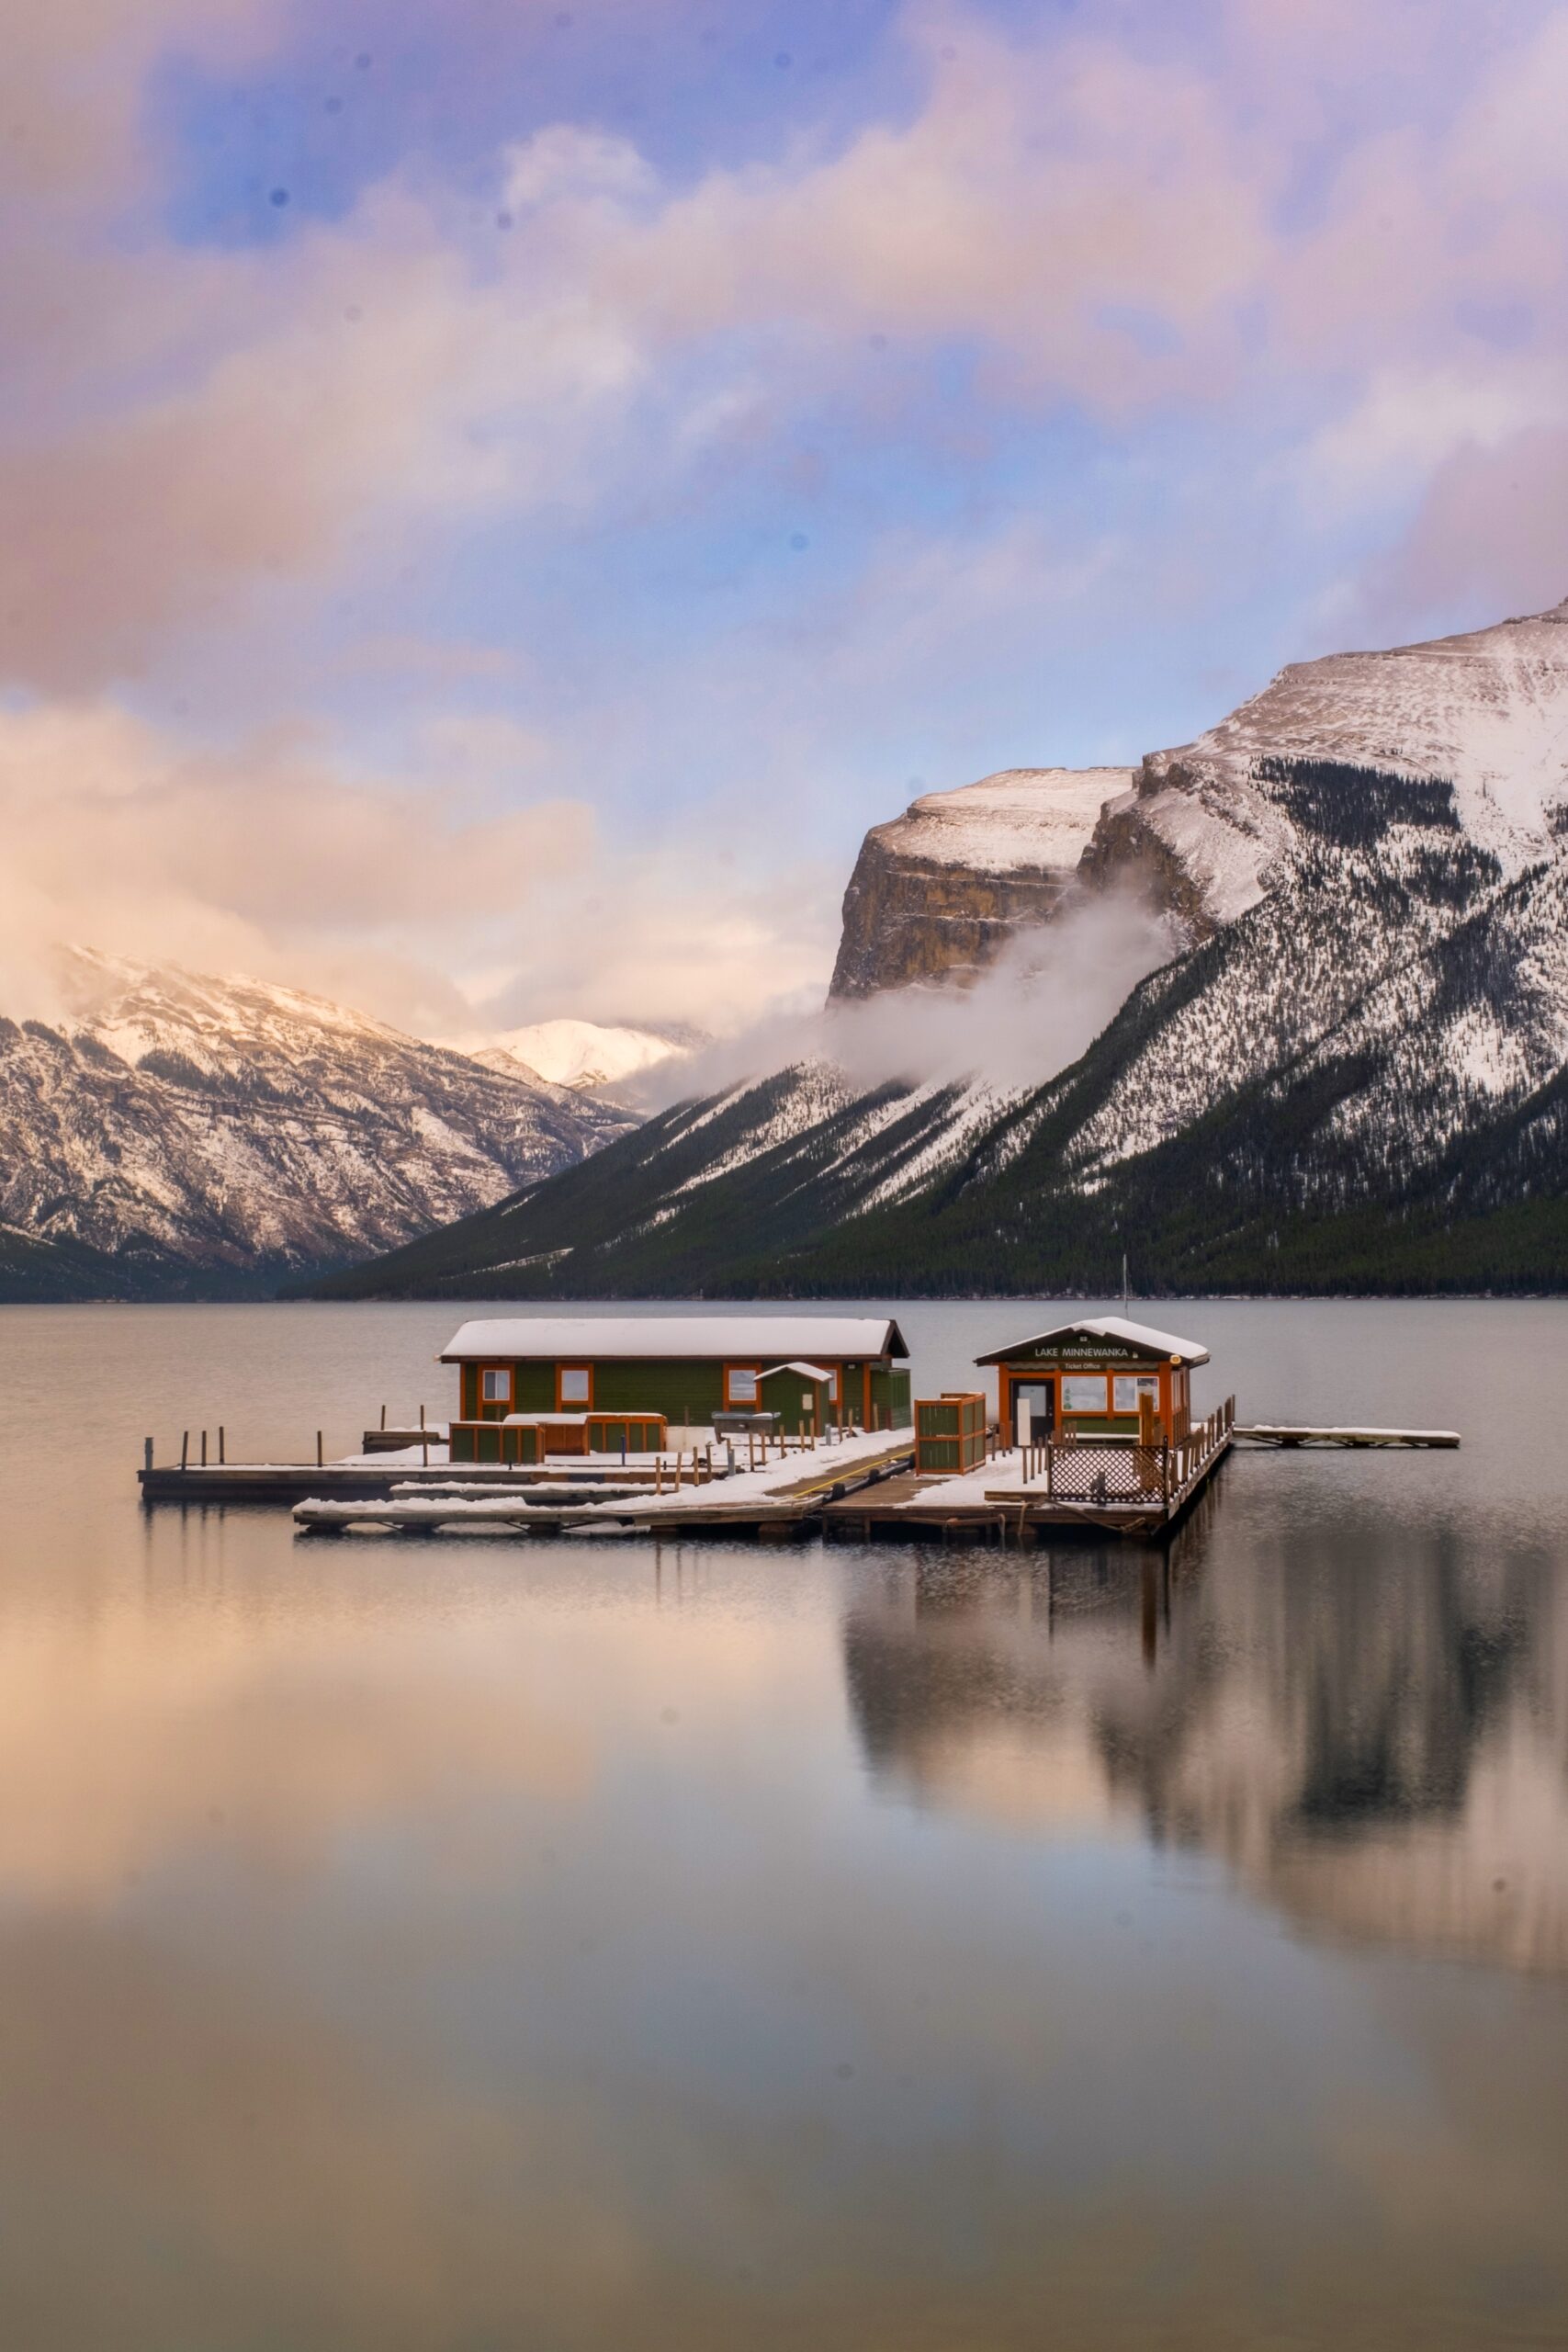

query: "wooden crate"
(915, 1391), (987, 1476)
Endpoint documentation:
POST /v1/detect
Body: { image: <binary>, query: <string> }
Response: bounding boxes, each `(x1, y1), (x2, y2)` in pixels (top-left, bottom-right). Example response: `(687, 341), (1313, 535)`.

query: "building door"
(1012, 1379), (1055, 1444)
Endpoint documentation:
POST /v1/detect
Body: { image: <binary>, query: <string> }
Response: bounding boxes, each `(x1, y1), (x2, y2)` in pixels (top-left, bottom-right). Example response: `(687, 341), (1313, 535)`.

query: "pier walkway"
(137, 1394), (1457, 1544)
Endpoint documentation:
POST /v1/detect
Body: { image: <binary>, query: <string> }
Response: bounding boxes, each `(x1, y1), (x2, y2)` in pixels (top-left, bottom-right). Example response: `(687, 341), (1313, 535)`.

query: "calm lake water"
(3, 1296), (1566, 2348)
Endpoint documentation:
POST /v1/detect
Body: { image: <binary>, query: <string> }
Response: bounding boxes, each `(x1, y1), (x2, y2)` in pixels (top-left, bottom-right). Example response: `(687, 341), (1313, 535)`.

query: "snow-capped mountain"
(835, 598), (1568, 996)
(321, 596), (1568, 1300)
(454, 1018), (697, 1095)
(0, 952), (637, 1298)
(1089, 594), (1568, 935)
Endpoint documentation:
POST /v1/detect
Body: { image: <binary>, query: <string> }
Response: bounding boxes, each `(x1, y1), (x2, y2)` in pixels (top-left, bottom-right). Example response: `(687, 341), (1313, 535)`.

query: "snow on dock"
(1231, 1424), (1460, 1448)
(291, 1425), (914, 1537)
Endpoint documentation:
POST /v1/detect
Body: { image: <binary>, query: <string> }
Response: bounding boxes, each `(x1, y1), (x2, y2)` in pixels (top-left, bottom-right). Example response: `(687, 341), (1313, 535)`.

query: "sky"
(6, 0), (1568, 1039)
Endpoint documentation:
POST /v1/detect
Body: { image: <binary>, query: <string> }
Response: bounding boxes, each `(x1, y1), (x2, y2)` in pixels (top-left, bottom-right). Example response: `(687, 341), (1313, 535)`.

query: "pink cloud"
(0, 699), (833, 1035)
(8, 0), (1568, 697)
(1369, 423), (1568, 627)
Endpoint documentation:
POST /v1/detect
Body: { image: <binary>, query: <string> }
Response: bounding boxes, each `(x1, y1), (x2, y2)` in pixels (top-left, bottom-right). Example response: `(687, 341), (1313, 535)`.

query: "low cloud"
(636, 894), (1178, 1108)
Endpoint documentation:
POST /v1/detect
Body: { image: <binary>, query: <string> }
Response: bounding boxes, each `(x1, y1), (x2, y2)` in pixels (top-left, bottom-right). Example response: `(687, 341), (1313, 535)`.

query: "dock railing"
(1018, 1396), (1235, 1507)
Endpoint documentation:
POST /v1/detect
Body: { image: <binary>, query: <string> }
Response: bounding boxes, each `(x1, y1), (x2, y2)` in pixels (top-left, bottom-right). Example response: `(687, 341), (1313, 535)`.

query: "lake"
(2, 1296), (1565, 2348)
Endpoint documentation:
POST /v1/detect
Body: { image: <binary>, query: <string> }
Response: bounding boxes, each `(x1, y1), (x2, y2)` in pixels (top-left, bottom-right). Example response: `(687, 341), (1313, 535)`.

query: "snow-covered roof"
(975, 1315), (1209, 1366)
(440, 1316), (908, 1363)
(758, 1361), (834, 1383)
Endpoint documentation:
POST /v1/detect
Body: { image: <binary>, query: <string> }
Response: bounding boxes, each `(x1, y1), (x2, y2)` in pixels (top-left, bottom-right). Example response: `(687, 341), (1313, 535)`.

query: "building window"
(1062, 1374), (1109, 1414)
(1112, 1375), (1158, 1413)
(558, 1366), (592, 1407)
(480, 1368), (512, 1405)
(725, 1365), (761, 1406)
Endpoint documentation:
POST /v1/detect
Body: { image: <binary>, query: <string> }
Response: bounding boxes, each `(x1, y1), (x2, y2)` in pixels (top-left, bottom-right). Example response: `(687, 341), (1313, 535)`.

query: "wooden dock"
(823, 1399), (1235, 1543)
(136, 1393), (1455, 1543)
(1231, 1423), (1459, 1448)
(290, 1438), (918, 1538)
(137, 1457), (618, 1506)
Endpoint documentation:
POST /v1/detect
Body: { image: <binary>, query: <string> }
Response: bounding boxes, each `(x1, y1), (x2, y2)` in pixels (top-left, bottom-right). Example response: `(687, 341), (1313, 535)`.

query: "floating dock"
(823, 1398), (1236, 1541)
(290, 1433), (917, 1538)
(1231, 1423), (1460, 1448)
(137, 1395), (1460, 1543)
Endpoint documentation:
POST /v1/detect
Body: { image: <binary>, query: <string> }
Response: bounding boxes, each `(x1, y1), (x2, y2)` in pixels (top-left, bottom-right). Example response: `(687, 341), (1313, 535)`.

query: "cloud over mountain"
(7, 0), (1568, 1038)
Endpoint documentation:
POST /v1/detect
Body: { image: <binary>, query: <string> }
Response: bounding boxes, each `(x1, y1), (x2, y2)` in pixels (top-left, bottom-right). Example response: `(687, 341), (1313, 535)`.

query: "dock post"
(316, 1430), (323, 1467)
(219, 1426), (225, 1465)
(181, 1430), (188, 1470)
(380, 1403), (387, 1430)
(200, 1430), (208, 1466)
(143, 1437), (153, 1475)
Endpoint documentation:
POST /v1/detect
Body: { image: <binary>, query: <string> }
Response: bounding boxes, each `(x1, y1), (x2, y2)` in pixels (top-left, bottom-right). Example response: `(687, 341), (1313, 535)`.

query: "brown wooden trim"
(998, 1359), (1189, 1442)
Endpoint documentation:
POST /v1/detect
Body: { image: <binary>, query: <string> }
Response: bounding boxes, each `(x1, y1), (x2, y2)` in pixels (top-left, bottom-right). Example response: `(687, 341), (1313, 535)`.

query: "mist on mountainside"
(629, 894), (1179, 1109)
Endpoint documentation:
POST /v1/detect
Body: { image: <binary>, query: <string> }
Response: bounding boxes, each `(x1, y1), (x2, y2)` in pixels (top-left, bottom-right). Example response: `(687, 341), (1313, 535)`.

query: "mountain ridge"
(318, 597), (1568, 1302)
(0, 950), (636, 1299)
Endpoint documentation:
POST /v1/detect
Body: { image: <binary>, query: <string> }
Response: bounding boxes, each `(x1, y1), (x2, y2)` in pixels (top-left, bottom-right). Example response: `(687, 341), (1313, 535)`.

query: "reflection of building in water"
(840, 1516), (1568, 1974)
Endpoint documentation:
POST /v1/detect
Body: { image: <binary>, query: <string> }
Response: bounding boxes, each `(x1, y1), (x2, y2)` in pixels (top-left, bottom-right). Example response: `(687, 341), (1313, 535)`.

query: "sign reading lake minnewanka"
(1019, 1340), (1152, 1362)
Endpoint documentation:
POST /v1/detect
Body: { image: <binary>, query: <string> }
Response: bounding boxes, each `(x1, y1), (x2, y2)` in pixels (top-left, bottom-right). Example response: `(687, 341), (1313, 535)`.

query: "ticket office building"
(975, 1317), (1209, 1445)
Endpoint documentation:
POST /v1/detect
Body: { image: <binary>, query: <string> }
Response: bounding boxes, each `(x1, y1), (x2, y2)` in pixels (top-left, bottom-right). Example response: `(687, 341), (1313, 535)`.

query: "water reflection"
(3, 1301), (1567, 2347)
(842, 1496), (1568, 1973)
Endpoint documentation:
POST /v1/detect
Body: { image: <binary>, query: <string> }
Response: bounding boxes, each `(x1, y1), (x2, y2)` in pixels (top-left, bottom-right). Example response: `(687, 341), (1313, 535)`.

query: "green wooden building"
(441, 1315), (911, 1461)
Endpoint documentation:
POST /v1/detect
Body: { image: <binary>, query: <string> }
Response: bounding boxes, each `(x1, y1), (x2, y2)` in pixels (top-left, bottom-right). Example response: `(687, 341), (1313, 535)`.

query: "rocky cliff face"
(829, 767), (1132, 998)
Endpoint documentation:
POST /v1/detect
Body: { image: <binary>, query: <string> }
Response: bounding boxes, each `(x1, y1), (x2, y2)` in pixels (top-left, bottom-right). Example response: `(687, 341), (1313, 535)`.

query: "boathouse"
(975, 1316), (1208, 1446)
(440, 1315), (910, 1461)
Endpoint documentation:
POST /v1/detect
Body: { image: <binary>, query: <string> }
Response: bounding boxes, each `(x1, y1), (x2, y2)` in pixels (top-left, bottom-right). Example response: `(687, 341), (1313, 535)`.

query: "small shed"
(975, 1316), (1209, 1445)
(440, 1315), (910, 1459)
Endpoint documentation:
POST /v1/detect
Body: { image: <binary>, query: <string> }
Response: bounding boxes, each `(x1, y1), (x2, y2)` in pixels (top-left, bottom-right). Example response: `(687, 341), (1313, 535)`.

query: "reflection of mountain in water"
(841, 1504), (1568, 1974)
